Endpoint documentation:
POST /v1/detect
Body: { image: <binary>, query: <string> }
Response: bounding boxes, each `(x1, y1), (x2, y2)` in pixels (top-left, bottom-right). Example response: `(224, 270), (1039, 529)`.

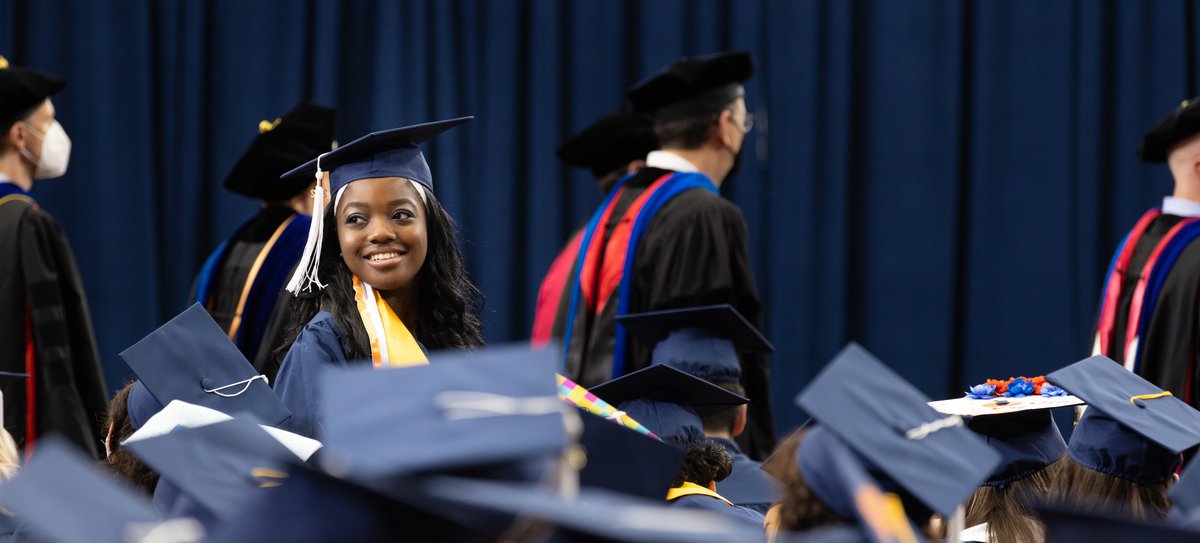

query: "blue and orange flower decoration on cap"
(965, 375), (1066, 400)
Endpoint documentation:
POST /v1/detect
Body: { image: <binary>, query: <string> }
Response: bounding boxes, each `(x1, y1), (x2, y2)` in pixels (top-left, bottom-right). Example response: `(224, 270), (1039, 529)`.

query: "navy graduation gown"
(712, 437), (777, 514)
(273, 311), (357, 439)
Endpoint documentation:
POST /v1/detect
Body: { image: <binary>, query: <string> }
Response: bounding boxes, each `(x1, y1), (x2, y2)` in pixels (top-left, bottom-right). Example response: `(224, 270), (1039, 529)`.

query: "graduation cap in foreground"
(318, 343), (574, 482)
(1139, 96), (1200, 162)
(589, 364), (748, 443)
(618, 304), (773, 384)
(123, 417), (308, 523)
(930, 392), (1076, 488)
(0, 436), (204, 543)
(796, 342), (1002, 518)
(121, 303), (291, 429)
(0, 56), (66, 123)
(1047, 355), (1200, 483)
(411, 475), (769, 543)
(574, 408), (683, 500)
(224, 101), (337, 201)
(556, 111), (658, 180)
(279, 116), (471, 294)
(1034, 502), (1200, 543)
(626, 52), (754, 115)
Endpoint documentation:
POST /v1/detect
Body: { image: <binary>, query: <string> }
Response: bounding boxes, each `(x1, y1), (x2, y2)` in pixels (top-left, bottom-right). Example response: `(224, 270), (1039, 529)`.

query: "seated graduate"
(588, 363), (766, 527)
(1045, 356), (1200, 521)
(0, 437), (205, 543)
(617, 304), (778, 514)
(101, 382), (159, 496)
(273, 117), (484, 439)
(929, 379), (1076, 543)
(763, 343), (1002, 541)
(192, 102), (336, 378)
(118, 303), (293, 519)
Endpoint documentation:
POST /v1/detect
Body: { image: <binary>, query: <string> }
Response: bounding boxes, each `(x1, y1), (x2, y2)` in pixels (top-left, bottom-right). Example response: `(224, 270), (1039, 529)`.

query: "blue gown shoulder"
(273, 310), (353, 438)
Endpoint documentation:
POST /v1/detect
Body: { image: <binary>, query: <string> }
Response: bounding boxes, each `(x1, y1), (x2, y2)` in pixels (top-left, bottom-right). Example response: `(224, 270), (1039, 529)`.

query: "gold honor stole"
(666, 482), (735, 506)
(352, 276), (428, 368)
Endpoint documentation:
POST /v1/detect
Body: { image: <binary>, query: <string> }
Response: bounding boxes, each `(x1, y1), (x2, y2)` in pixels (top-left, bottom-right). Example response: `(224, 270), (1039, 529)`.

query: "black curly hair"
(273, 184), (484, 371)
(666, 436), (734, 488)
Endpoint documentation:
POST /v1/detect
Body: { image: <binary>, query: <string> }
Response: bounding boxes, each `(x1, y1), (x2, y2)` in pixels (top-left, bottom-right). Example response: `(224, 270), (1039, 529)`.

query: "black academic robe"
(0, 192), (107, 459)
(190, 206), (305, 379)
(553, 167), (775, 460)
(1092, 212), (1200, 408)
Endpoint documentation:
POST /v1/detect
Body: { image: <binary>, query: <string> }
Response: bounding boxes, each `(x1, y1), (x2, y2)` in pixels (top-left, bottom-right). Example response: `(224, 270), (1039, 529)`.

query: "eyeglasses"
(726, 109), (754, 134)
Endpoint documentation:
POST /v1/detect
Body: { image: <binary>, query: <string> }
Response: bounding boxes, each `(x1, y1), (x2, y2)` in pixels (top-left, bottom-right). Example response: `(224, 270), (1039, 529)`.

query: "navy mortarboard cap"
(556, 111), (658, 179)
(965, 409), (1067, 488)
(411, 475), (769, 543)
(1048, 355), (1200, 483)
(280, 116), (470, 193)
(280, 116), (471, 295)
(627, 52), (754, 115)
(120, 303), (291, 429)
(224, 101), (336, 201)
(124, 418), (302, 523)
(0, 56), (66, 124)
(319, 343), (574, 481)
(618, 304), (773, 384)
(796, 426), (922, 543)
(1139, 97), (1200, 162)
(0, 436), (205, 543)
(575, 409), (684, 499)
(796, 342), (1002, 518)
(1034, 503), (1200, 543)
(589, 364), (748, 442)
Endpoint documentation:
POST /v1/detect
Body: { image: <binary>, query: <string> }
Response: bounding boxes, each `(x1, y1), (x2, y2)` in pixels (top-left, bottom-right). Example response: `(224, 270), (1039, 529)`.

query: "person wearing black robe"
(551, 52), (775, 460)
(0, 57), (108, 459)
(531, 110), (657, 346)
(1092, 97), (1200, 410)
(190, 102), (335, 379)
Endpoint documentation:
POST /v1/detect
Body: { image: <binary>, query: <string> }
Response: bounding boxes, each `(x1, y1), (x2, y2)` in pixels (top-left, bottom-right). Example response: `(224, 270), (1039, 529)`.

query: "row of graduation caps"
(3, 301), (1200, 542)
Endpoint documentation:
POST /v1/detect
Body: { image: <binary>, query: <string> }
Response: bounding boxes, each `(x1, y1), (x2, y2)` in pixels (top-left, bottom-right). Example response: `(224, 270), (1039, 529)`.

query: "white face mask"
(18, 120), (71, 180)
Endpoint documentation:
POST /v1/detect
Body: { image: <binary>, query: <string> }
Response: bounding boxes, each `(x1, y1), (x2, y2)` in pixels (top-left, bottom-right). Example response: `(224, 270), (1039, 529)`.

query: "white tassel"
(286, 154), (332, 295)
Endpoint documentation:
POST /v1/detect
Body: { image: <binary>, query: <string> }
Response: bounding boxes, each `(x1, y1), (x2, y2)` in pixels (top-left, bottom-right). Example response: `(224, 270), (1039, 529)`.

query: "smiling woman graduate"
(273, 117), (484, 438)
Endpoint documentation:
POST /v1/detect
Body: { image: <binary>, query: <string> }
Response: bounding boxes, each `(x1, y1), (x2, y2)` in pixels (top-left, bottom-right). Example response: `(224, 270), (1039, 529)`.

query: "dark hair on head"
(965, 458), (1061, 543)
(761, 429), (850, 533)
(652, 84), (742, 150)
(666, 437), (733, 488)
(700, 381), (745, 434)
(1047, 456), (1172, 522)
(273, 183), (485, 372)
(1, 104), (41, 148)
(101, 382), (160, 496)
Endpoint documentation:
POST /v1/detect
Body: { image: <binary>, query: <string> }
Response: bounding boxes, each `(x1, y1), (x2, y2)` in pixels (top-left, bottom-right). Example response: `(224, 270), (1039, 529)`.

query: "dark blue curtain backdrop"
(2, 0), (1198, 433)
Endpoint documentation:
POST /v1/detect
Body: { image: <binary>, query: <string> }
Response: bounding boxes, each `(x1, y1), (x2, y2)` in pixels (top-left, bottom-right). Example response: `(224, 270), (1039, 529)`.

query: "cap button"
(200, 377), (214, 389)
(1133, 398), (1147, 408)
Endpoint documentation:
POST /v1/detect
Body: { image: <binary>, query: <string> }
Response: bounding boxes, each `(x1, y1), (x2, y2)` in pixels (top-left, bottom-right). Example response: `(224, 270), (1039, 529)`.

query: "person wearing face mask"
(554, 52), (776, 460)
(0, 56), (108, 460)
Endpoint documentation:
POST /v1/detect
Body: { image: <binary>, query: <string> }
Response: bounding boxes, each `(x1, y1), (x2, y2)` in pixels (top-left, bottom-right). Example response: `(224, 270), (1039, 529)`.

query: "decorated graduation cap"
(589, 364), (748, 443)
(796, 342), (1002, 518)
(279, 116), (471, 295)
(0, 436), (204, 543)
(930, 389), (1077, 488)
(0, 56), (66, 124)
(1139, 96), (1200, 162)
(224, 101), (336, 201)
(318, 343), (576, 482)
(618, 304), (773, 384)
(124, 417), (304, 524)
(1047, 355), (1200, 483)
(627, 51), (754, 116)
(556, 110), (658, 179)
(120, 303), (291, 429)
